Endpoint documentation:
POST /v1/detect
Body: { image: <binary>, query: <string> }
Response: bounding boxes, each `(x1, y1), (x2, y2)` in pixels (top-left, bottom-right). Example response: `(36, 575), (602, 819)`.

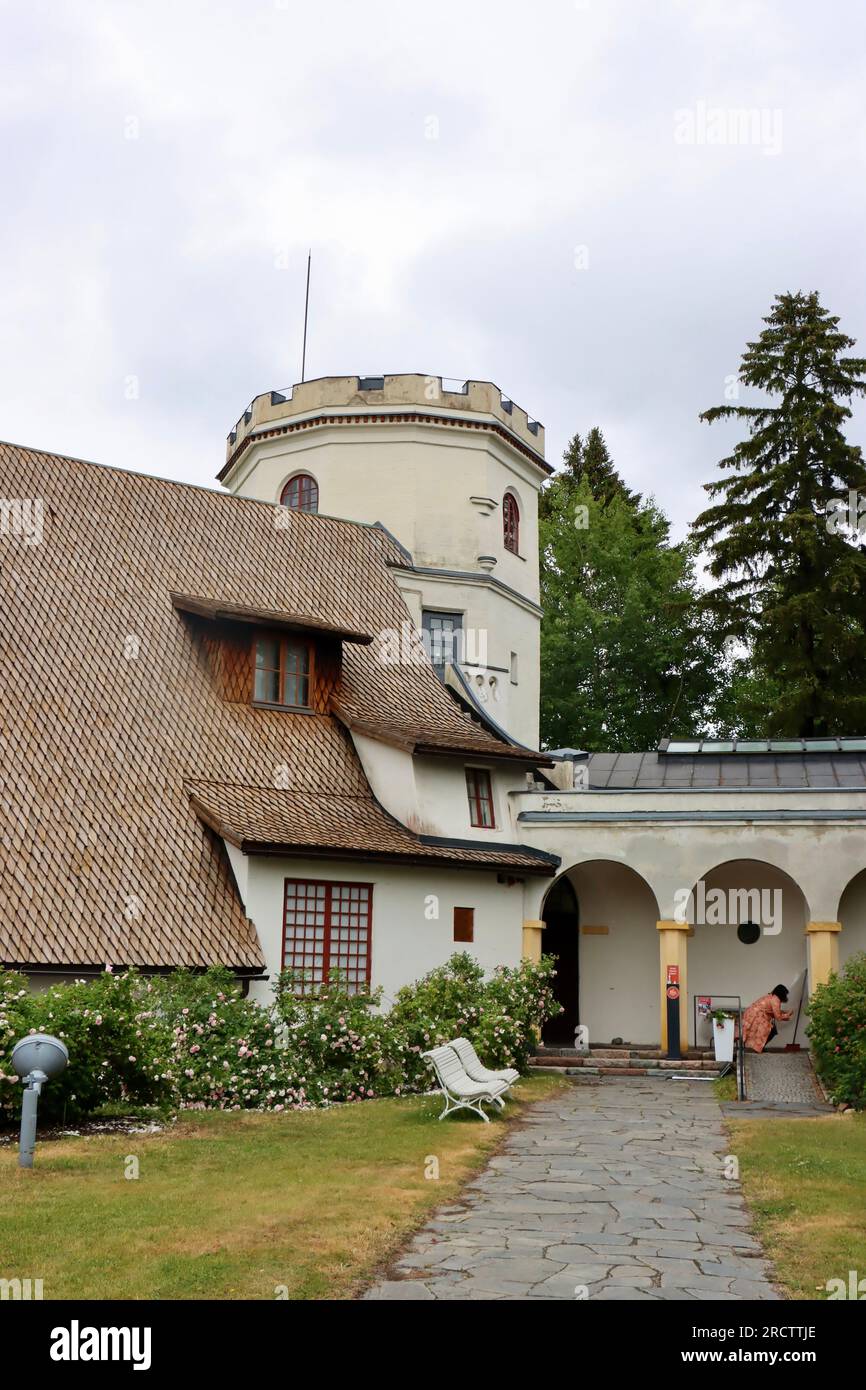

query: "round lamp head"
(11, 1033), (69, 1081)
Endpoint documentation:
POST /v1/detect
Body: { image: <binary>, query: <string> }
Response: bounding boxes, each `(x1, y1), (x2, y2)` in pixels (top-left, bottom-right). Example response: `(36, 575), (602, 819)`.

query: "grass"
(0, 1075), (566, 1301)
(727, 1111), (866, 1299)
(713, 1073), (737, 1102)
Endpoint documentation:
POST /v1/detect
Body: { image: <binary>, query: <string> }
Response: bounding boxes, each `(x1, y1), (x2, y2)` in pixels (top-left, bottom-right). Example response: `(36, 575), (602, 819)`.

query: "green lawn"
(0, 1075), (566, 1301)
(727, 1112), (866, 1299)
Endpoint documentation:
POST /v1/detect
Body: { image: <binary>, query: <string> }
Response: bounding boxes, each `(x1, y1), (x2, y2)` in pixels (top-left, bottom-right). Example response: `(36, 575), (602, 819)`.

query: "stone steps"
(531, 1045), (723, 1079)
(537, 1044), (715, 1059)
(532, 1055), (720, 1071)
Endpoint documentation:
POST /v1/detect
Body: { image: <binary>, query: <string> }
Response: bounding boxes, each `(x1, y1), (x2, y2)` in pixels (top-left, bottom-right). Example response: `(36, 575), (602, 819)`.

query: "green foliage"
(158, 967), (293, 1112)
(273, 971), (404, 1102)
(390, 953), (562, 1088)
(480, 957), (563, 1072)
(553, 426), (641, 510)
(692, 290), (866, 737)
(540, 473), (726, 750)
(0, 971), (171, 1123)
(0, 955), (561, 1123)
(701, 653), (785, 740)
(807, 953), (866, 1108)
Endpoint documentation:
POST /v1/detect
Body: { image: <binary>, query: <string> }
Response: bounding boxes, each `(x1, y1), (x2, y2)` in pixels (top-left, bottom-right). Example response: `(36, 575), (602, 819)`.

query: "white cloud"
(1, 0), (864, 533)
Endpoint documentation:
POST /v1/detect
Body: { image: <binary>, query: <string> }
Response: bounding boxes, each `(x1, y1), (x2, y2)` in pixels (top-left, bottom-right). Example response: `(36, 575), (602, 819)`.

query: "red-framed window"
(282, 879), (372, 994)
(466, 768), (496, 829)
(280, 473), (319, 513)
(253, 634), (312, 708)
(503, 493), (520, 554)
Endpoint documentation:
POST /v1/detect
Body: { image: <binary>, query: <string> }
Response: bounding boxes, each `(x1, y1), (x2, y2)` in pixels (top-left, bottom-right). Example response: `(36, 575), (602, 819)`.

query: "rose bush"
(807, 952), (866, 1107)
(0, 953), (562, 1122)
(0, 969), (171, 1123)
(389, 952), (562, 1089)
(274, 971), (404, 1103)
(156, 968), (313, 1112)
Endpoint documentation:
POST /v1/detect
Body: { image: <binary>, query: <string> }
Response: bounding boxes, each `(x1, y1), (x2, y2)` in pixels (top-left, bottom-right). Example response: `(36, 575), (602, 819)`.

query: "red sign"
(666, 986), (680, 1001)
(666, 965), (680, 987)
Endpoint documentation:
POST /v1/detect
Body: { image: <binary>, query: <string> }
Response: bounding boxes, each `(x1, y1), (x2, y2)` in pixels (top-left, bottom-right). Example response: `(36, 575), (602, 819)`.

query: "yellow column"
(657, 919), (689, 1053)
(522, 919), (545, 964)
(805, 921), (841, 991)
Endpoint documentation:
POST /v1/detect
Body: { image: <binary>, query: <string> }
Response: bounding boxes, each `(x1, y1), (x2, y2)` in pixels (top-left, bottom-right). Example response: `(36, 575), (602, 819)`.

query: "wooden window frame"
(281, 878), (373, 995)
(280, 473), (319, 513)
(422, 609), (464, 671)
(466, 767), (496, 829)
(252, 632), (314, 710)
(503, 493), (520, 555)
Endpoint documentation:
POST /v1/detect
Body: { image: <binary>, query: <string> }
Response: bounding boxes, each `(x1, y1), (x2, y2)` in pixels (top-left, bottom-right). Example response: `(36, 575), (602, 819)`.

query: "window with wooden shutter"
(453, 907), (474, 943)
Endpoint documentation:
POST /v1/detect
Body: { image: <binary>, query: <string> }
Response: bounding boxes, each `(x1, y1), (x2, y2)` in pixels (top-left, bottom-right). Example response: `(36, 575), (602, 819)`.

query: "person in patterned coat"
(741, 984), (793, 1052)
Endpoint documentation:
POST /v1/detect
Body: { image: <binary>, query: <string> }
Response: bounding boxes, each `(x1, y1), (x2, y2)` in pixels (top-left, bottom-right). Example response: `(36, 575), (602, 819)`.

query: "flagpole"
(301, 250), (311, 382)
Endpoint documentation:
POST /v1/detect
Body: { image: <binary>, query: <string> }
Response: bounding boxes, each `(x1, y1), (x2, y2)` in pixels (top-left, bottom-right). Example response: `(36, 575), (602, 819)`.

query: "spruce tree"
(692, 291), (866, 736)
(557, 427), (640, 507)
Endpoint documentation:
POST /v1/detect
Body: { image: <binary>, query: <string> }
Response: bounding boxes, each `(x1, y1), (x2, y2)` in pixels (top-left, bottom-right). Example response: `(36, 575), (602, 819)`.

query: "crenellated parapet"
(222, 373), (546, 478)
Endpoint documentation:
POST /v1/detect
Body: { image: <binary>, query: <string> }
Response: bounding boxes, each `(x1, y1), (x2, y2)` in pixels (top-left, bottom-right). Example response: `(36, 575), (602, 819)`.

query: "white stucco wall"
(412, 756), (525, 842)
(233, 852), (527, 1008)
(515, 789), (866, 925)
(350, 734), (421, 832)
(393, 571), (541, 748)
(349, 738), (528, 843)
(227, 421), (541, 592)
(839, 869), (866, 967)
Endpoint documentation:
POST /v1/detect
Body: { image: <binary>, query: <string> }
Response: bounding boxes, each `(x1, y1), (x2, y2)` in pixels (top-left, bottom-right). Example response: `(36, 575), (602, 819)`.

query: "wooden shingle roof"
(0, 443), (549, 969)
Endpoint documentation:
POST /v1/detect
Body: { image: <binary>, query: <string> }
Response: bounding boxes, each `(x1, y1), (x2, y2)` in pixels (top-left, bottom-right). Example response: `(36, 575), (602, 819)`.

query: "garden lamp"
(11, 1033), (69, 1168)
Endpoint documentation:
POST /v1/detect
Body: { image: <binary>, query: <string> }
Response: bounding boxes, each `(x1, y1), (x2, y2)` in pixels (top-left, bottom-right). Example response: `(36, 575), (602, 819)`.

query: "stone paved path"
(745, 1051), (825, 1105)
(364, 1079), (780, 1301)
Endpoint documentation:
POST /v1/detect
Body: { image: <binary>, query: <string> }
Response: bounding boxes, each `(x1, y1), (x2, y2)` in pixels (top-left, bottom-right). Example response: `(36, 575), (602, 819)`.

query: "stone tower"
(219, 374), (549, 746)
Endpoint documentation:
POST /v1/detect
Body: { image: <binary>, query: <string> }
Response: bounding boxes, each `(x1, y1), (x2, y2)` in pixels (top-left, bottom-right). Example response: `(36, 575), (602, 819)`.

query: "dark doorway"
(541, 875), (580, 1044)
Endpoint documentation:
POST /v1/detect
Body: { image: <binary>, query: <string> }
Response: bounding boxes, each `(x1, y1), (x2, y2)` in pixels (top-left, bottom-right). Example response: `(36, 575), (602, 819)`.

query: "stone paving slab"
(363, 1079), (780, 1302)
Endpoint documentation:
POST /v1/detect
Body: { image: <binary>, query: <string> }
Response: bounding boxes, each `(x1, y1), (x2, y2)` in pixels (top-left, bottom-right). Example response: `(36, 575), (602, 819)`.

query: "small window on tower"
(510, 651), (518, 685)
(503, 493), (520, 554)
(281, 473), (319, 513)
(422, 610), (463, 672)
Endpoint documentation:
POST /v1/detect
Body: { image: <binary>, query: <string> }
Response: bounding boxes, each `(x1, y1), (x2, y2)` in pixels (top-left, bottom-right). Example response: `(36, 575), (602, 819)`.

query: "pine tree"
(692, 291), (866, 736)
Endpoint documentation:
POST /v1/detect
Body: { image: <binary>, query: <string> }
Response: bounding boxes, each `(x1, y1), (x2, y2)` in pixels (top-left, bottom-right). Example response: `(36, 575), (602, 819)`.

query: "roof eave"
(171, 593), (374, 645)
(238, 840), (558, 875)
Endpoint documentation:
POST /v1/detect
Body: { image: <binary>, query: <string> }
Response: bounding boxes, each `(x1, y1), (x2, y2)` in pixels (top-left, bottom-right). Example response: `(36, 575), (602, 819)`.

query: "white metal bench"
(450, 1037), (519, 1094)
(423, 1044), (510, 1122)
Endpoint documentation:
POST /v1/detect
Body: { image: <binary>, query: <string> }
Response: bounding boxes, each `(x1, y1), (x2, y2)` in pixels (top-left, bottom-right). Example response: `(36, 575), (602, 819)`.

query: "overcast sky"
(1, 0), (864, 537)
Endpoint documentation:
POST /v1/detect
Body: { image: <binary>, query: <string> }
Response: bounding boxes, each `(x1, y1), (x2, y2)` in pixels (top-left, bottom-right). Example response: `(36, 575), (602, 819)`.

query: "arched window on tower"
(503, 492), (520, 554)
(280, 473), (319, 513)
